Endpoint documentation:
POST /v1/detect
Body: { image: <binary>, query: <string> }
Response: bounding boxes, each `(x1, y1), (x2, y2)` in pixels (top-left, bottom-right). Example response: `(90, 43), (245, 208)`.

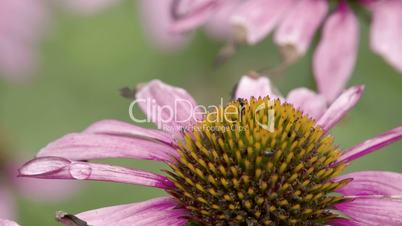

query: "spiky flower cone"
(167, 97), (350, 225)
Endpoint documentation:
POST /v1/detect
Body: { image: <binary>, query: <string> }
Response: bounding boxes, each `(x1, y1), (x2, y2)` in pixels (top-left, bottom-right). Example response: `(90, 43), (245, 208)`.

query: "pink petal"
(0, 219), (20, 226)
(37, 132), (178, 162)
(336, 171), (402, 196)
(313, 4), (359, 102)
(330, 219), (358, 226)
(170, 0), (218, 33)
(0, 186), (15, 220)
(58, 197), (187, 226)
(338, 125), (402, 163)
(138, 0), (189, 52)
(61, 0), (120, 15)
(18, 157), (172, 189)
(370, 0), (402, 72)
(317, 85), (364, 131)
(286, 87), (327, 120)
(135, 80), (202, 136)
(234, 74), (283, 100)
(274, 0), (328, 56)
(6, 160), (80, 202)
(231, 0), (293, 44)
(336, 197), (402, 225)
(84, 119), (175, 145)
(204, 0), (242, 40)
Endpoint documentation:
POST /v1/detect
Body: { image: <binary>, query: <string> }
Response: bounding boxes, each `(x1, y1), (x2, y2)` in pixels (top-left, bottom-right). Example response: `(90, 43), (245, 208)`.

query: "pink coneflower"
(18, 75), (402, 225)
(0, 0), (48, 82)
(146, 0), (402, 102)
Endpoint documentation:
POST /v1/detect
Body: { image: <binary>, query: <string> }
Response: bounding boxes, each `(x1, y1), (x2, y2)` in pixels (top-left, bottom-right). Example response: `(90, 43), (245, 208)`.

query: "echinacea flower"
(18, 74), (402, 225)
(0, 0), (48, 81)
(0, 130), (79, 222)
(143, 0), (402, 102)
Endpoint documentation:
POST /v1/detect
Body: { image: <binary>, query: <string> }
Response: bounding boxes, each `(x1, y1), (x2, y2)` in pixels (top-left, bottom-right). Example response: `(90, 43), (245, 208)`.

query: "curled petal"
(274, 0), (328, 56)
(37, 133), (177, 162)
(18, 157), (172, 189)
(286, 87), (327, 120)
(231, 0), (293, 44)
(234, 74), (283, 100)
(58, 197), (187, 226)
(338, 125), (402, 163)
(170, 0), (218, 33)
(135, 80), (202, 135)
(0, 219), (20, 226)
(336, 171), (402, 196)
(317, 85), (364, 131)
(313, 5), (359, 102)
(0, 186), (15, 220)
(139, 0), (189, 51)
(336, 197), (402, 225)
(84, 119), (174, 145)
(370, 0), (402, 72)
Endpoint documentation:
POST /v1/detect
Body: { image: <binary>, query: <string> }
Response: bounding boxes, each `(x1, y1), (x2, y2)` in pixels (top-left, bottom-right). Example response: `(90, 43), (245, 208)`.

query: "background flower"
(0, 1), (401, 225)
(139, 0), (402, 102)
(0, 0), (48, 82)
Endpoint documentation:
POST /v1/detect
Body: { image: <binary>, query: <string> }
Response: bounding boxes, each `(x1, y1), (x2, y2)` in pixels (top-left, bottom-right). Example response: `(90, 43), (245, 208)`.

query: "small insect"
(263, 150), (275, 157)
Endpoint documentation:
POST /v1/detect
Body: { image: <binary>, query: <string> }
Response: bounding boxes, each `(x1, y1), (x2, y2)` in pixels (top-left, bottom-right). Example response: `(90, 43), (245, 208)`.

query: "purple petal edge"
(18, 156), (173, 189)
(338, 125), (402, 163)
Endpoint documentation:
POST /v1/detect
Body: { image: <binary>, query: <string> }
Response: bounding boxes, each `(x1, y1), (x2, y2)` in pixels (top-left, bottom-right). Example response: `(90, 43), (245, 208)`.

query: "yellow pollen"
(167, 97), (350, 225)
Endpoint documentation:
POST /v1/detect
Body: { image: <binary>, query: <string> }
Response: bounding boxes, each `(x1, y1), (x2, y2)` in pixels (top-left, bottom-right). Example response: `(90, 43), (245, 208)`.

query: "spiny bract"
(167, 96), (351, 226)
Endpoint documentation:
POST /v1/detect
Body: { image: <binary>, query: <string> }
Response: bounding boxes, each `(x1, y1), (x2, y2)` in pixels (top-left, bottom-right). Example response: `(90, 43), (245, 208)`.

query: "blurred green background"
(1, 2), (402, 225)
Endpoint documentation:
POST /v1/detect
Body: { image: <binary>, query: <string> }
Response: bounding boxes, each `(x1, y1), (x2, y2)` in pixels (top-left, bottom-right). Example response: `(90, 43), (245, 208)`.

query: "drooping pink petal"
(369, 0), (402, 72)
(18, 157), (173, 189)
(317, 85), (364, 131)
(234, 74), (283, 100)
(170, 0), (218, 33)
(58, 197), (187, 226)
(336, 197), (402, 225)
(0, 219), (20, 226)
(274, 0), (328, 56)
(139, 0), (190, 52)
(37, 132), (178, 162)
(0, 186), (15, 220)
(336, 171), (402, 196)
(5, 160), (80, 202)
(313, 4), (359, 102)
(286, 87), (327, 120)
(204, 0), (242, 40)
(61, 0), (120, 15)
(135, 80), (202, 135)
(84, 119), (175, 145)
(231, 0), (293, 44)
(338, 125), (402, 163)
